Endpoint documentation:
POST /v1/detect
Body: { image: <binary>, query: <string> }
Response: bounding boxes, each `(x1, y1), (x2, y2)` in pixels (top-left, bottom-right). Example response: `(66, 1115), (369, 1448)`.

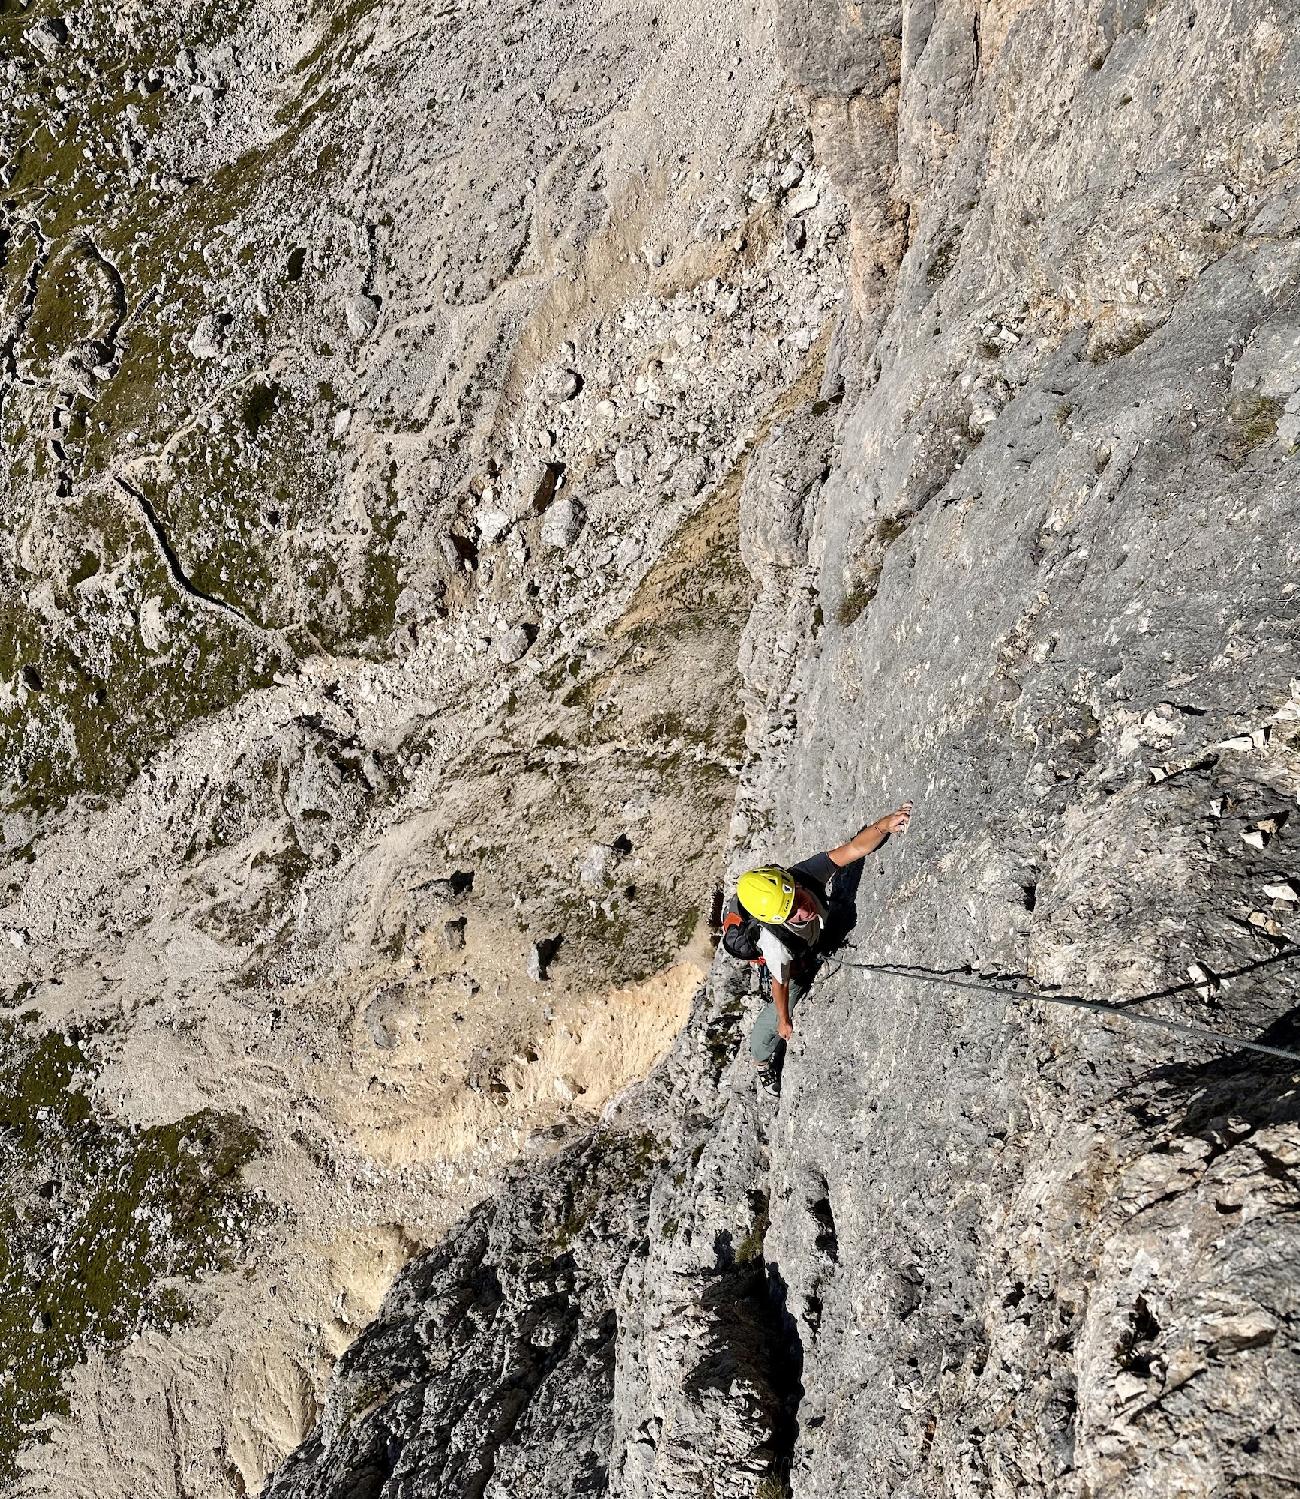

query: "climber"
(725, 802), (913, 1097)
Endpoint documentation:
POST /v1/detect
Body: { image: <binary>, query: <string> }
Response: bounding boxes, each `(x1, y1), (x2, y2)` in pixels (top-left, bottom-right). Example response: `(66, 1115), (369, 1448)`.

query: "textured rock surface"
(265, 1), (1300, 1497)
(1, 0), (842, 1489)
(266, 1131), (669, 1499)
(5, 0), (1300, 1495)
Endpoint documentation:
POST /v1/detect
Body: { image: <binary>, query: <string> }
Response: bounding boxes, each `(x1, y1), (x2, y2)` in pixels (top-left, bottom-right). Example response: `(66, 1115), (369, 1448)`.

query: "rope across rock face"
(824, 951), (1300, 1068)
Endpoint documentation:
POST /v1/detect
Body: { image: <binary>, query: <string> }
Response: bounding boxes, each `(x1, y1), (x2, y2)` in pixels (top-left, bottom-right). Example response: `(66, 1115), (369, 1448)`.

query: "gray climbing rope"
(826, 953), (1300, 1067)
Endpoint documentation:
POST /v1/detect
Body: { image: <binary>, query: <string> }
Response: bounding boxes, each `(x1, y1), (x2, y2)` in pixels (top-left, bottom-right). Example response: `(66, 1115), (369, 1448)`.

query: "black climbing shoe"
(754, 1062), (780, 1099)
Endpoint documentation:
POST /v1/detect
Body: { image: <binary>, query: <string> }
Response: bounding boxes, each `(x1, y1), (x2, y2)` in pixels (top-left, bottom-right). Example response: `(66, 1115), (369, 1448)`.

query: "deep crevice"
(531, 461), (566, 513)
(765, 1264), (806, 1495)
(808, 1195), (838, 1263)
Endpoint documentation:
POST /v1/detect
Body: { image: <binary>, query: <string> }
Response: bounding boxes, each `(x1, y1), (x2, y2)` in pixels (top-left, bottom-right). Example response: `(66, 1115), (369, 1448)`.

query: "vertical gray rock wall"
(643, 0), (1300, 1492)
(174, 0), (1300, 1494)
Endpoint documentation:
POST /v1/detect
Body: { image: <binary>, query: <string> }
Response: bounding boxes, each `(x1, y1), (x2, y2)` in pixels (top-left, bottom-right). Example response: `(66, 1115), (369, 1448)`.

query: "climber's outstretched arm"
(772, 978), (794, 1041)
(828, 802), (913, 867)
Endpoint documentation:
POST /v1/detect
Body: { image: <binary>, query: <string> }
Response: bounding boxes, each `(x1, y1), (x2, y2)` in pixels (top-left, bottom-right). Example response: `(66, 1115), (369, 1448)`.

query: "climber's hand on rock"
(834, 805), (914, 865)
(777, 1017), (794, 1041)
(880, 801), (913, 834)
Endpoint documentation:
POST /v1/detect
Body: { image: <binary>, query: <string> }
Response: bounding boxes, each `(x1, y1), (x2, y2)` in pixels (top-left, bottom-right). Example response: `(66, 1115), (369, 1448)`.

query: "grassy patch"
(0, 1017), (261, 1483)
(877, 512), (912, 547)
(0, 0), (409, 822)
(703, 995), (746, 1080)
(0, 520), (288, 821)
(674, 905), (701, 947)
(0, 0), (354, 820)
(550, 1132), (665, 1252)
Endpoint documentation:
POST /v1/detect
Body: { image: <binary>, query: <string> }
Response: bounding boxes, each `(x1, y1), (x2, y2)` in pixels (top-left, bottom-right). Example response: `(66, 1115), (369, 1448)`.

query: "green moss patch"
(835, 512), (912, 627)
(1089, 319), (1155, 362)
(1226, 393), (1285, 465)
(835, 572), (879, 627)
(926, 234), (960, 287)
(734, 1188), (770, 1264)
(549, 1132), (666, 1252)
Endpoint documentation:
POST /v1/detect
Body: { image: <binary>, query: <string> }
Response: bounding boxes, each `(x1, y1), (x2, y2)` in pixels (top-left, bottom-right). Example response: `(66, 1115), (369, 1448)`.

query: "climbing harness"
(821, 951), (1300, 1067)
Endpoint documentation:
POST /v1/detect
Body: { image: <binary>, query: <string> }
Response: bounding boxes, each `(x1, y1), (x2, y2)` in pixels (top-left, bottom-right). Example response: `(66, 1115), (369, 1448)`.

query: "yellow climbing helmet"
(736, 866), (796, 924)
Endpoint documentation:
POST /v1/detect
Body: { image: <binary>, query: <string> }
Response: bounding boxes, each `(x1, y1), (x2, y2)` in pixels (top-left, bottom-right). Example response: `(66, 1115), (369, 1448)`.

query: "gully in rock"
(721, 802), (914, 1096)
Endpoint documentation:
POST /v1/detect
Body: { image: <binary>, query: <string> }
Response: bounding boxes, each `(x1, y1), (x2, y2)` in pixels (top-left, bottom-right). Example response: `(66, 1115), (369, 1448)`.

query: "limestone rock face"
(6, 0), (1300, 1494)
(2, 0), (842, 1489)
(265, 1132), (663, 1499)
(264, 0), (1300, 1497)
